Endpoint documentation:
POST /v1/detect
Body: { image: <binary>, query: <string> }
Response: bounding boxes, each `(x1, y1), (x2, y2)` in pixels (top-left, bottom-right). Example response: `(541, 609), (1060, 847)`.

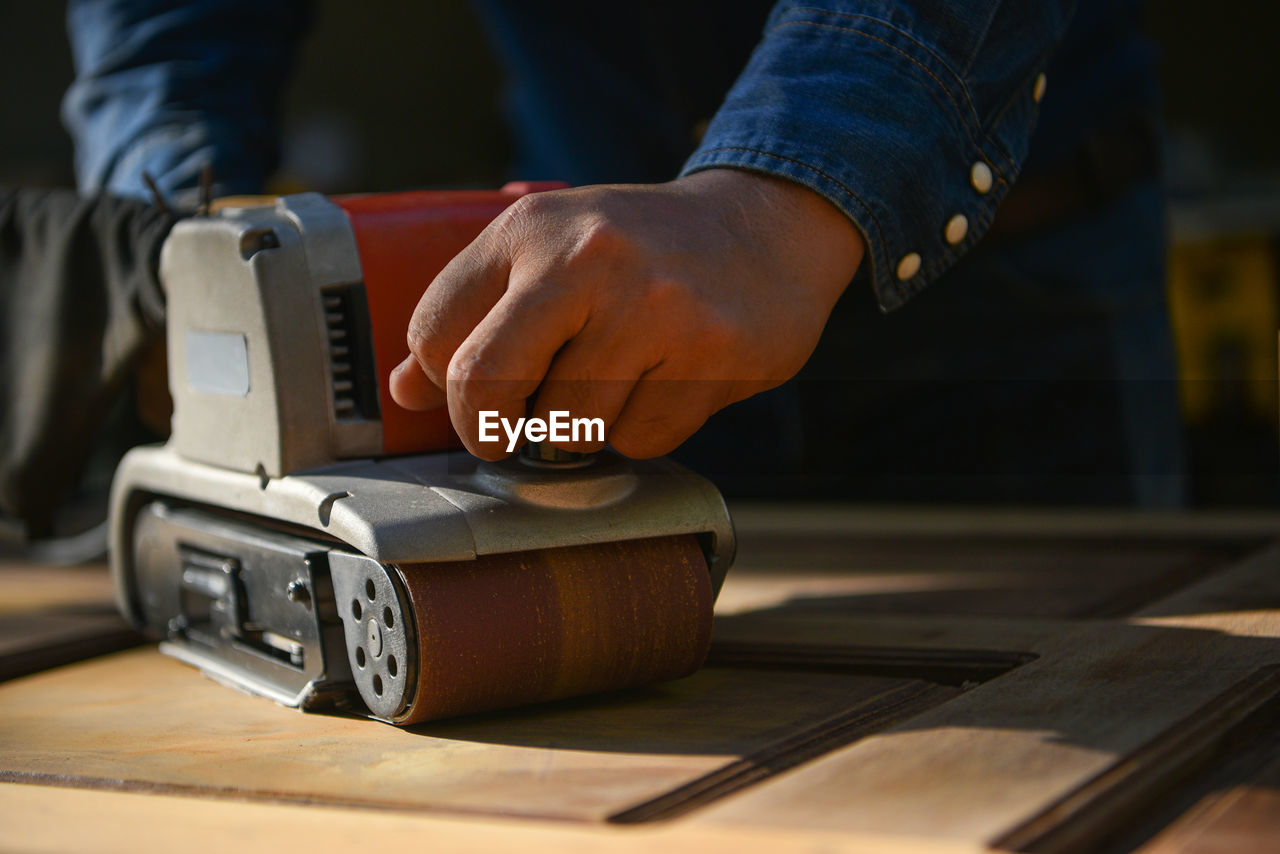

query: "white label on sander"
(185, 330), (250, 397)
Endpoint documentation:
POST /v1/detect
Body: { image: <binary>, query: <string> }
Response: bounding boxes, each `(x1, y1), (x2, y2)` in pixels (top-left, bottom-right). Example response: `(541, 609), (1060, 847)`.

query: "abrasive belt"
(390, 534), (712, 724)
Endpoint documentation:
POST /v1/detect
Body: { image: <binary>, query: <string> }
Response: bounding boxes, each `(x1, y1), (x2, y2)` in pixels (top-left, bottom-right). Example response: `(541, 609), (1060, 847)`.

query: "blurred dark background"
(2, 1), (1279, 506)
(6, 3), (1277, 198)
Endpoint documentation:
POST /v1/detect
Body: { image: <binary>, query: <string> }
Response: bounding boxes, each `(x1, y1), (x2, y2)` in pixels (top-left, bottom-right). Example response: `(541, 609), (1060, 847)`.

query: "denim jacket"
(683, 2), (1073, 310)
(63, 1), (1156, 311)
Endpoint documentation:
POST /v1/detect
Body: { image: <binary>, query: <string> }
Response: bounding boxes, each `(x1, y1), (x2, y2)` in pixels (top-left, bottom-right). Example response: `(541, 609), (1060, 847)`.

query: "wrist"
(676, 168), (865, 310)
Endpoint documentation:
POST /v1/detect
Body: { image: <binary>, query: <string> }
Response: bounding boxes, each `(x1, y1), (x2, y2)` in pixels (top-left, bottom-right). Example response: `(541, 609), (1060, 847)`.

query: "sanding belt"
(381, 534), (712, 724)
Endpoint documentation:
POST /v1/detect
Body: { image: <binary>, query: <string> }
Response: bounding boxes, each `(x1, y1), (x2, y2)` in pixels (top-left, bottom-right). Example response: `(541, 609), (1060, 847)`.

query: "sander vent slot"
(321, 283), (380, 422)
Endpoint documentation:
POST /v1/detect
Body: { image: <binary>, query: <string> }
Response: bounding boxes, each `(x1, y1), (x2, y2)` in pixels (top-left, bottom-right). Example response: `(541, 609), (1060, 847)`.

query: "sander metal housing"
(109, 186), (735, 724)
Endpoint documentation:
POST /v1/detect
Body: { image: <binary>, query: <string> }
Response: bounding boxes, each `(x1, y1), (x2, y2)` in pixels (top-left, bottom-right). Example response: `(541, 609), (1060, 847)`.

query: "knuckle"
(694, 307), (740, 352)
(572, 216), (629, 260)
(406, 319), (449, 371)
(453, 381), (505, 417)
(447, 350), (495, 384)
(405, 318), (434, 354)
(496, 191), (552, 241)
(447, 356), (502, 410)
(509, 189), (552, 218)
(634, 276), (687, 314)
(448, 353), (539, 413)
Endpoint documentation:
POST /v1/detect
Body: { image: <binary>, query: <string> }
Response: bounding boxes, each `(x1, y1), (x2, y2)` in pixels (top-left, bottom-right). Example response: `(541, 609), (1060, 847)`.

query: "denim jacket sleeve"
(681, 1), (1077, 311)
(62, 0), (311, 200)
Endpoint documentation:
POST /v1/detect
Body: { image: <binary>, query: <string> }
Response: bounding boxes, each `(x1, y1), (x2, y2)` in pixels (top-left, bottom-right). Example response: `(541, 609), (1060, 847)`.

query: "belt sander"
(108, 184), (735, 724)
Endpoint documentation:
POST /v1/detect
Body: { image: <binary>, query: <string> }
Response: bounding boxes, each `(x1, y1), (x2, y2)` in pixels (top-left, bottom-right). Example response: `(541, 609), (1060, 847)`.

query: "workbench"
(3, 505), (1279, 853)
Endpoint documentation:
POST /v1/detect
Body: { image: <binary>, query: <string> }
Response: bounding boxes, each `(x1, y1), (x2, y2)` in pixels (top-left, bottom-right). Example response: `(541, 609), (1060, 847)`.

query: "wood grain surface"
(686, 542), (1280, 851)
(0, 782), (989, 854)
(0, 559), (141, 681)
(1103, 688), (1280, 853)
(0, 648), (957, 821)
(0, 561), (116, 614)
(718, 529), (1260, 619)
(1138, 767), (1280, 854)
(4, 507), (1280, 853)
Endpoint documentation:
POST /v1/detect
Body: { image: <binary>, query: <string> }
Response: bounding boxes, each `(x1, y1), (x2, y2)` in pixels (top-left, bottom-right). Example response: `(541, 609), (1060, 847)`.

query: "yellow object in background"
(1167, 234), (1279, 427)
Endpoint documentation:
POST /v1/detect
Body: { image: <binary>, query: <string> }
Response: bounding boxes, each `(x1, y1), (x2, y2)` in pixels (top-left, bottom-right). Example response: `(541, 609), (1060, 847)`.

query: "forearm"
(678, 168), (864, 318)
(63, 0), (313, 200)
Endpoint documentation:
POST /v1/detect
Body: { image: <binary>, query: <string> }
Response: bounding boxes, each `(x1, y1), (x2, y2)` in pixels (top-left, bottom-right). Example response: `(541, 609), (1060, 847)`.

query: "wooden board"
(687, 541), (1280, 852)
(0, 560), (142, 681)
(718, 513), (1263, 620)
(0, 561), (117, 614)
(3, 507), (1280, 853)
(0, 782), (987, 854)
(1099, 700), (1280, 853)
(1138, 764), (1280, 854)
(0, 649), (958, 821)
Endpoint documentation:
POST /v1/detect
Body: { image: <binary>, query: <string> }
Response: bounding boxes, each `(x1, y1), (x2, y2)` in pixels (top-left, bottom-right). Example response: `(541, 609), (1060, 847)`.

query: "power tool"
(108, 185), (735, 724)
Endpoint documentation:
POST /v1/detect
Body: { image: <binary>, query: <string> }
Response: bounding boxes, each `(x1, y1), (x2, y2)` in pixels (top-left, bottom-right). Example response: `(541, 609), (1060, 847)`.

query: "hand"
(389, 168), (864, 460)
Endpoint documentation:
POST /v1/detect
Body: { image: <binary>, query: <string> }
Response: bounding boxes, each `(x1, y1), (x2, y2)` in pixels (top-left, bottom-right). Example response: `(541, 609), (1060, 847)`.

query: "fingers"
(525, 324), (650, 454)
(402, 216), (517, 394)
(409, 233), (736, 458)
(447, 271), (593, 458)
(609, 370), (736, 458)
(388, 354), (446, 411)
(392, 176), (838, 461)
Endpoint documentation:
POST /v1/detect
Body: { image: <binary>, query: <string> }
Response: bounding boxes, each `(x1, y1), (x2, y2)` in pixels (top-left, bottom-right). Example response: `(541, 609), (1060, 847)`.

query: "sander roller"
(109, 184), (734, 724)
